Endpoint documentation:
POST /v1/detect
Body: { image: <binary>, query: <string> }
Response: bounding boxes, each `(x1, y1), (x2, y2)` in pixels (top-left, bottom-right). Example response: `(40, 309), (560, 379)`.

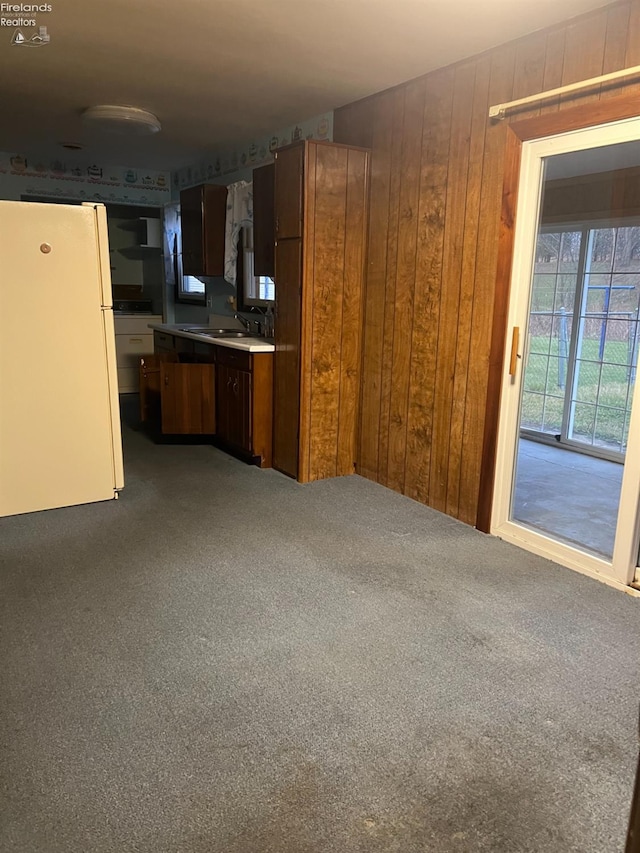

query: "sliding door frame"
(477, 94), (640, 590)
(478, 93), (640, 531)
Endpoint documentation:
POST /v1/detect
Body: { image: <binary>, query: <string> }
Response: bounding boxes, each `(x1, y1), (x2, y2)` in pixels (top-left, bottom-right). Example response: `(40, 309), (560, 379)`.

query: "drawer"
(154, 331), (174, 350)
(114, 315), (162, 335)
(117, 366), (139, 393)
(215, 346), (251, 372)
(115, 333), (154, 368)
(193, 342), (217, 362)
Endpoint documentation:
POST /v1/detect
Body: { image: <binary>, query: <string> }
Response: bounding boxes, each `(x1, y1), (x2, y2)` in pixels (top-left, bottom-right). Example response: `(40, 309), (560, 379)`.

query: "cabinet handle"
(164, 374), (169, 386)
(129, 337), (143, 344)
(232, 380), (238, 395)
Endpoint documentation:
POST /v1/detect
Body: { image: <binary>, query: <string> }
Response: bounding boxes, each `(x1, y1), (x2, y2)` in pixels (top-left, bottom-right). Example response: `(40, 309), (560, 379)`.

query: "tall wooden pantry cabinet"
(273, 140), (369, 483)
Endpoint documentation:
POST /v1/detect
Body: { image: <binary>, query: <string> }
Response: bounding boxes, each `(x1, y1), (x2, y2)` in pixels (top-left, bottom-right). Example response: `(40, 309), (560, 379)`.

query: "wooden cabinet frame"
(273, 140), (370, 483)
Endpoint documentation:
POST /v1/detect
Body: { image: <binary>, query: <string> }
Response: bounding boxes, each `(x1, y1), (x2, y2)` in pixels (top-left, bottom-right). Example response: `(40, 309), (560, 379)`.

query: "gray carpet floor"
(2, 401), (640, 852)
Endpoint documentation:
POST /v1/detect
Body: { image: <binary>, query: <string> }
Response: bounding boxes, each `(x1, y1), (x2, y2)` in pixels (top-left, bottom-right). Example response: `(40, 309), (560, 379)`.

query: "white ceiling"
(546, 142), (640, 180)
(0, 0), (613, 171)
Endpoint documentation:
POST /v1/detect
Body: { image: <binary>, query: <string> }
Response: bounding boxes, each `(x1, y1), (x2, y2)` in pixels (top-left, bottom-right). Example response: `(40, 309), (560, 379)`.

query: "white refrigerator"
(0, 201), (124, 517)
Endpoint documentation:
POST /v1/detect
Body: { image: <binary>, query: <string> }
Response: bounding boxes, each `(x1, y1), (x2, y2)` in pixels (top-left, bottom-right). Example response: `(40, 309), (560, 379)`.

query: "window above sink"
(239, 225), (274, 308)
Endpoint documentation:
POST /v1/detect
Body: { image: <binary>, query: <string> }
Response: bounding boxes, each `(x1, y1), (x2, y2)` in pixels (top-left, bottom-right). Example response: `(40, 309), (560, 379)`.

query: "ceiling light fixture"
(81, 105), (161, 136)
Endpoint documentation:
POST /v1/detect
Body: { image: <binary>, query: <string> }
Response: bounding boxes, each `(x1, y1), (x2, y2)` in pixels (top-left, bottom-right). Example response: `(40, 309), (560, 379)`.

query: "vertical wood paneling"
(446, 55), (491, 518)
(332, 98), (375, 150)
(539, 28), (567, 115)
(377, 89), (406, 487)
(404, 69), (455, 504)
(357, 93), (394, 480)
(602, 3), (632, 86)
(299, 144), (317, 481)
(625, 0), (640, 98)
(559, 9), (607, 107)
(334, 0), (639, 528)
(510, 32), (548, 120)
(465, 43), (517, 527)
(309, 145), (348, 481)
(429, 61), (475, 513)
(386, 78), (426, 493)
(337, 150), (367, 475)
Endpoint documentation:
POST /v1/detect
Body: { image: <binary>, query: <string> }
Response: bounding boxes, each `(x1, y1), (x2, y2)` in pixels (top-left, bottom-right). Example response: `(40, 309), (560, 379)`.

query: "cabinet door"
(202, 184), (227, 276)
(180, 184), (227, 276)
(217, 365), (252, 451)
(216, 364), (231, 442)
(230, 369), (252, 452)
(180, 185), (204, 275)
(253, 163), (275, 277)
(160, 363), (216, 434)
(275, 146), (304, 240)
(273, 238), (302, 477)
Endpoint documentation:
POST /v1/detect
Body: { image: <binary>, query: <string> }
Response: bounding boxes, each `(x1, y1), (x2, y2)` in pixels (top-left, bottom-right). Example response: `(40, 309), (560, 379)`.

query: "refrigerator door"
(0, 201), (123, 517)
(102, 306), (125, 490)
(89, 201), (124, 489)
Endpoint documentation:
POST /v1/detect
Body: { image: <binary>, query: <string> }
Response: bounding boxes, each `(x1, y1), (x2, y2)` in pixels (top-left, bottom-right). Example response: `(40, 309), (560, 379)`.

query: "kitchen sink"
(179, 327), (236, 334)
(181, 328), (256, 339)
(178, 327), (263, 340)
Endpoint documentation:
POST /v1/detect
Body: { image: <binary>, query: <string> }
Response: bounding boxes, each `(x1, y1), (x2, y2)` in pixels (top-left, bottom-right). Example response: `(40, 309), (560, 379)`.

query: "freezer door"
(0, 201), (123, 516)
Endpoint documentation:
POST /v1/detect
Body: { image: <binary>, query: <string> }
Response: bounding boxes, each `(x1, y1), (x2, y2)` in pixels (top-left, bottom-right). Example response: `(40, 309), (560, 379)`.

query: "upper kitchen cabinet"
(273, 140), (370, 484)
(274, 145), (303, 239)
(180, 184), (227, 276)
(252, 163), (275, 277)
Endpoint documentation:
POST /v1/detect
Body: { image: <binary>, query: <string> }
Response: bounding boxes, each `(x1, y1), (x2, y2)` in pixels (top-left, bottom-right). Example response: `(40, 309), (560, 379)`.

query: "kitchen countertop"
(148, 323), (275, 353)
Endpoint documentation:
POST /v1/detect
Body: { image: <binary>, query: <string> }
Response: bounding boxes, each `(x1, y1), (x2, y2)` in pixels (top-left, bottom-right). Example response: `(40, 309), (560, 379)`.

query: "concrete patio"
(513, 438), (624, 558)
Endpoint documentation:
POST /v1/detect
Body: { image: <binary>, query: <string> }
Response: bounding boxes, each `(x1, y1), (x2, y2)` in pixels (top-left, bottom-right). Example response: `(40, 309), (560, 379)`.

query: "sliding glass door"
(492, 119), (640, 588)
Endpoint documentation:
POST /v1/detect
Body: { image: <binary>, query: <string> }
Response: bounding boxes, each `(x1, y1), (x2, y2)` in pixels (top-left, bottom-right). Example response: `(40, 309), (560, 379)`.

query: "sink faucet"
(234, 313), (251, 332)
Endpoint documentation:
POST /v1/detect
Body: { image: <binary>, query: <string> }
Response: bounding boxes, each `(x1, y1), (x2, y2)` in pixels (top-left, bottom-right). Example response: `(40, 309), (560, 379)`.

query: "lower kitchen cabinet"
(140, 355), (215, 435)
(161, 363), (216, 434)
(216, 365), (251, 452)
(215, 347), (273, 467)
(151, 334), (273, 466)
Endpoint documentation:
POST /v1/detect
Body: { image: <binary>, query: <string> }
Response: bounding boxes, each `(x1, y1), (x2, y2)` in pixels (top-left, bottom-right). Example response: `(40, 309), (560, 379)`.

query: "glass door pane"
(565, 225), (640, 456)
(511, 141), (640, 560)
(520, 228), (582, 436)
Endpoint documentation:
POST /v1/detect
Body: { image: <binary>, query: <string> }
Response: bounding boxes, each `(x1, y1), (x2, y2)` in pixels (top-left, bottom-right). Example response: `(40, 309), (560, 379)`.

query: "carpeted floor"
(1, 400), (640, 852)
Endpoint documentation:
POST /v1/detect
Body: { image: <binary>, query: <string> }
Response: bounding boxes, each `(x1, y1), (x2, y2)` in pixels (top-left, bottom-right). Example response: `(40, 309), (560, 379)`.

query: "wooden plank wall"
(301, 142), (369, 482)
(334, 0), (640, 526)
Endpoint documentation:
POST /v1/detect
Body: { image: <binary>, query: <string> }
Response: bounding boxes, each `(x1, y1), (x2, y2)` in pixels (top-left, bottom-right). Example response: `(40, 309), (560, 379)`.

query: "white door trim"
(491, 116), (640, 588)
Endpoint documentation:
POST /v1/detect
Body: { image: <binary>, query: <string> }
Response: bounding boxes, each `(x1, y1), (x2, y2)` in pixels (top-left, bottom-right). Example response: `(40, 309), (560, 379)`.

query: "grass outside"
(521, 336), (633, 449)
